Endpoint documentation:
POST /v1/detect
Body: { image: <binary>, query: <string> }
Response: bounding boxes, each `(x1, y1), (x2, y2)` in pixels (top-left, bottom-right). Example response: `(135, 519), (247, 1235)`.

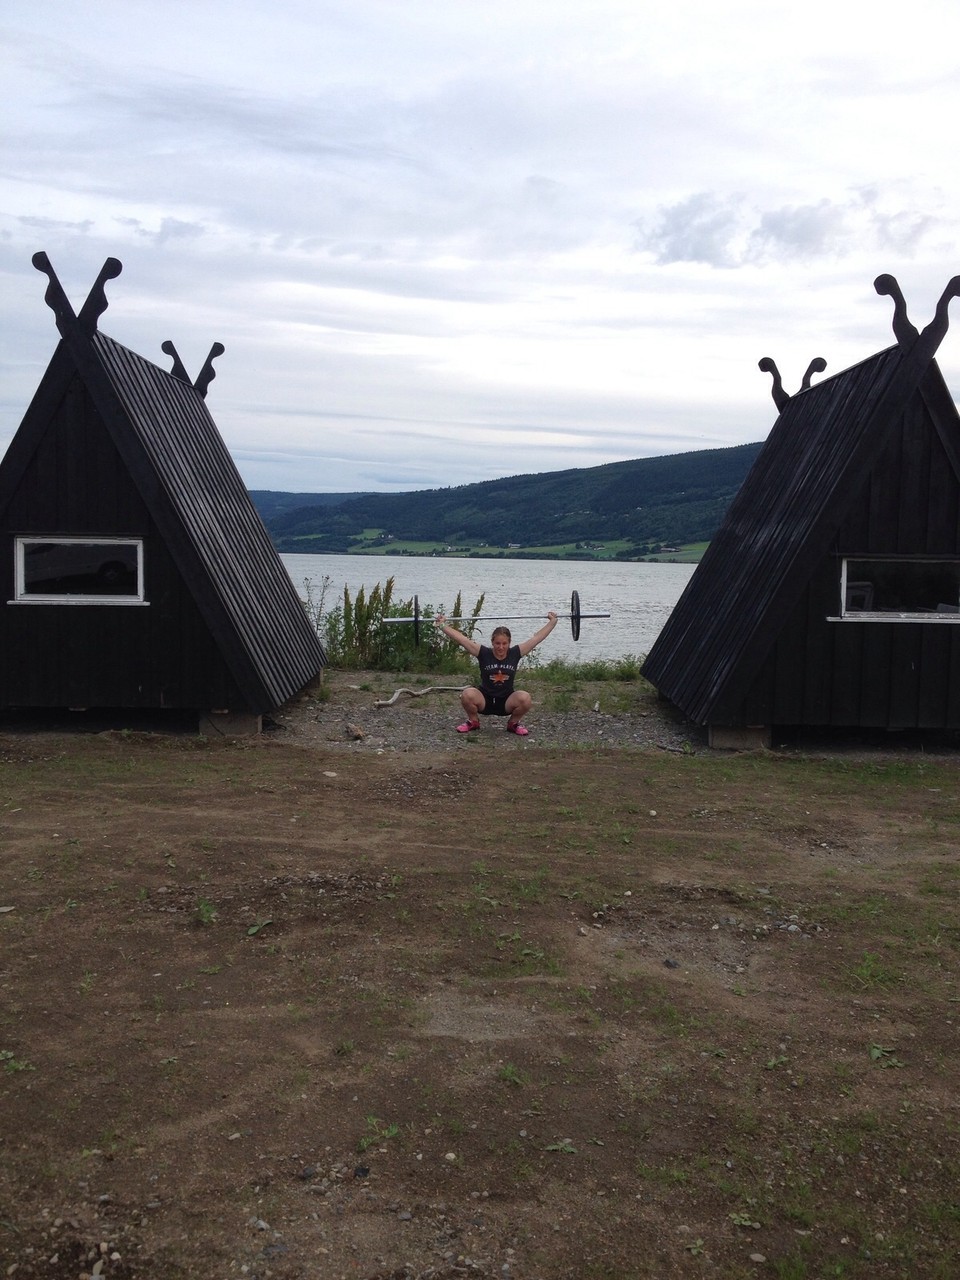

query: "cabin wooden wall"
(0, 373), (247, 710)
(729, 393), (960, 730)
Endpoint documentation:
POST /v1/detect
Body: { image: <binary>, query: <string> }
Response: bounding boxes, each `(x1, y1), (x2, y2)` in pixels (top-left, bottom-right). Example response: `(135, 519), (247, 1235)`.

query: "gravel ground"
(265, 672), (960, 758)
(267, 673), (706, 754)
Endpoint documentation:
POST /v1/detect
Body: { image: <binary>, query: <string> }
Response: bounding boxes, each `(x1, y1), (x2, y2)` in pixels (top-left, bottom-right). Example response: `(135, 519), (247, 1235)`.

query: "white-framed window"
(830, 557), (960, 622)
(12, 536), (146, 605)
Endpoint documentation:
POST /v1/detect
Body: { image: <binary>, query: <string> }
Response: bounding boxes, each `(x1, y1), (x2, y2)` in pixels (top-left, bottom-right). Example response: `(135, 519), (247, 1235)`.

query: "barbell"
(382, 589), (610, 646)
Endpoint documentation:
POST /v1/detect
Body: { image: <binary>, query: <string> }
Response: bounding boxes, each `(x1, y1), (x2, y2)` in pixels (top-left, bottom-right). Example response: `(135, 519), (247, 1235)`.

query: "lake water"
(281, 553), (695, 662)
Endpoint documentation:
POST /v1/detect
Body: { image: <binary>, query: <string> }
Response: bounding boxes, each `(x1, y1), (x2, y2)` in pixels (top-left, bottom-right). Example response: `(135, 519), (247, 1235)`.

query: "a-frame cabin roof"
(642, 274), (960, 726)
(1, 254), (325, 713)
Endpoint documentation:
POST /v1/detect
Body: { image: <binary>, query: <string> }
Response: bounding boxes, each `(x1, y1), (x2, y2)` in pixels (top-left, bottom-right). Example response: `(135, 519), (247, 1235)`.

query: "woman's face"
(491, 633), (510, 660)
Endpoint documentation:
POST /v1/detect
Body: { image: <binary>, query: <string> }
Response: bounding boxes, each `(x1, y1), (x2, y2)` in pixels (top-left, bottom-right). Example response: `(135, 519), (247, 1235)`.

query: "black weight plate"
(570, 589), (581, 641)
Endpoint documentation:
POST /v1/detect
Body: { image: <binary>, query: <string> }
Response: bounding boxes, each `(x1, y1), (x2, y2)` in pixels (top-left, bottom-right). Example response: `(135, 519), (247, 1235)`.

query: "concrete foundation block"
(199, 710), (262, 737)
(708, 723), (771, 750)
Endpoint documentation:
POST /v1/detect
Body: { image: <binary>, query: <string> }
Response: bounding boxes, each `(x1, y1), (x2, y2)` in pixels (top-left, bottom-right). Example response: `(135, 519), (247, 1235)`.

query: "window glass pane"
(22, 541), (140, 597)
(845, 560), (960, 614)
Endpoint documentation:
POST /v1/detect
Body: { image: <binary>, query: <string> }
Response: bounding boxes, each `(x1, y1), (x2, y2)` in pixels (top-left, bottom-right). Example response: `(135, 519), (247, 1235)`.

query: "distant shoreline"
(276, 544), (705, 565)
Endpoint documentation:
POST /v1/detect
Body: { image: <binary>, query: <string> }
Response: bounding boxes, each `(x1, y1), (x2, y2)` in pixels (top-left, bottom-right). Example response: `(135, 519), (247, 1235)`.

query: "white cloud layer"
(3, 0), (960, 491)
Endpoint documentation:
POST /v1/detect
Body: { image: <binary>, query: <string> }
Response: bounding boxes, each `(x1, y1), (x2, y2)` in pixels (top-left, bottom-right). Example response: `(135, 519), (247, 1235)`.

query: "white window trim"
(828, 614), (960, 623)
(828, 556), (960, 624)
(11, 536), (148, 606)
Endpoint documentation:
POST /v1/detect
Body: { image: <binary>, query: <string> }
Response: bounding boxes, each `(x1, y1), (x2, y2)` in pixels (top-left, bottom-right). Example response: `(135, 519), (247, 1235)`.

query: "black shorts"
(479, 693), (510, 717)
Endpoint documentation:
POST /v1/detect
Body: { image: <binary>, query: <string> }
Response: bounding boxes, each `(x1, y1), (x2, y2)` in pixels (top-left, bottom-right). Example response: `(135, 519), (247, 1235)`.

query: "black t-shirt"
(477, 644), (521, 698)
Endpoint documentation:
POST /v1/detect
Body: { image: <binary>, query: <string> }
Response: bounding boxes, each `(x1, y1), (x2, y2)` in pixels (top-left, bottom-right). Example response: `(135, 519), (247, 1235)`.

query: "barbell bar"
(382, 589), (610, 645)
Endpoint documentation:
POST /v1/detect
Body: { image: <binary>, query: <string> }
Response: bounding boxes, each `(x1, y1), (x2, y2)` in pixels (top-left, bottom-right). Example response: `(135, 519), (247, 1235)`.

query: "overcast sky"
(4, 0), (960, 494)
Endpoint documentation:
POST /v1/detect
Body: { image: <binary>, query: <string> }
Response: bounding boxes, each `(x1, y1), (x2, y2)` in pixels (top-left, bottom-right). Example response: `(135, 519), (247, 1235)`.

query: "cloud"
(746, 200), (852, 262)
(115, 216), (206, 246)
(16, 215), (94, 236)
(637, 190), (940, 270)
(637, 194), (746, 268)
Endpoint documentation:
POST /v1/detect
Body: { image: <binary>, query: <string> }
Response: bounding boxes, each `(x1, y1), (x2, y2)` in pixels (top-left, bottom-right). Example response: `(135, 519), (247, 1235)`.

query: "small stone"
(444, 1152), (457, 1162)
(749, 1254), (767, 1263)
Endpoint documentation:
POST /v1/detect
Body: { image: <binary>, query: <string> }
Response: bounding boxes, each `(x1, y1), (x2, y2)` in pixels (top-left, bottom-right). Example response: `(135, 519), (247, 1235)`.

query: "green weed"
(847, 951), (902, 990)
(497, 1063), (528, 1087)
(1, 1049), (34, 1074)
(195, 897), (218, 926)
(357, 1115), (400, 1153)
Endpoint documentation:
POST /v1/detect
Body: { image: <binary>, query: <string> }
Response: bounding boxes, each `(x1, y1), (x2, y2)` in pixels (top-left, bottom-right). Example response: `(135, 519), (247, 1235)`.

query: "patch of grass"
(530, 656), (645, 684)
(492, 933), (563, 977)
(636, 1159), (690, 1187)
(846, 950), (903, 990)
(497, 1063), (528, 1087)
(1, 1049), (35, 1074)
(919, 861), (960, 895)
(195, 897), (218, 926)
(503, 868), (550, 905)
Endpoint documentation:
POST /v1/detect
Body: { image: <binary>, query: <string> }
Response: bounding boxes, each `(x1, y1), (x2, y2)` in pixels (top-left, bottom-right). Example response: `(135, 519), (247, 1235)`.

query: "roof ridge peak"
(33, 252), (123, 340)
(875, 273), (960, 363)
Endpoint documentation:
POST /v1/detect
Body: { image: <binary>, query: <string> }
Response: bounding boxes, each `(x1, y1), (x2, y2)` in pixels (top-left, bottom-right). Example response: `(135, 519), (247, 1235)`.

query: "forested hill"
(250, 441), (763, 556)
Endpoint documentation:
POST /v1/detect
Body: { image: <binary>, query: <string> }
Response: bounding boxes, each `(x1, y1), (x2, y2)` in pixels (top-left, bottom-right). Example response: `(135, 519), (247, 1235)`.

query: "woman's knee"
(461, 687), (485, 713)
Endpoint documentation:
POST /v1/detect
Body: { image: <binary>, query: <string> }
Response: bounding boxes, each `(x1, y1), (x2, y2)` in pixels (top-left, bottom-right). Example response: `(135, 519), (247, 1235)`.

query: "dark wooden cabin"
(0, 253), (325, 732)
(642, 274), (960, 747)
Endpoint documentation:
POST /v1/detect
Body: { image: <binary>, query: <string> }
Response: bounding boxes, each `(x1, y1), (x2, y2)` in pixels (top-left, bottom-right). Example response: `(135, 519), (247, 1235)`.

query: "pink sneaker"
(456, 720), (480, 733)
(506, 721), (529, 736)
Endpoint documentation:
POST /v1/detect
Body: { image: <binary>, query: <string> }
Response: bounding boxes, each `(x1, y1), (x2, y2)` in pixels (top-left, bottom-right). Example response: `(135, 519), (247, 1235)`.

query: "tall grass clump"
(530, 655), (646, 682)
(312, 575), (485, 672)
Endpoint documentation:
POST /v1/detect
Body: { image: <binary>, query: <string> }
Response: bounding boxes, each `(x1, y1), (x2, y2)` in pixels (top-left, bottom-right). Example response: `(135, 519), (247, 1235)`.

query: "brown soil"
(1, 673), (958, 1279)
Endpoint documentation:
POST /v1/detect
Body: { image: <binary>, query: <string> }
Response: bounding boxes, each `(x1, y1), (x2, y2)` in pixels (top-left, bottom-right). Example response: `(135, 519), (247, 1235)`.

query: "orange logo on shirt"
(490, 671), (509, 684)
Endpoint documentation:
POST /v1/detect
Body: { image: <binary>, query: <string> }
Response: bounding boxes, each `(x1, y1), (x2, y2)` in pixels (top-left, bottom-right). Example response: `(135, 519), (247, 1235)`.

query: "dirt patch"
(1, 680), (959, 1278)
